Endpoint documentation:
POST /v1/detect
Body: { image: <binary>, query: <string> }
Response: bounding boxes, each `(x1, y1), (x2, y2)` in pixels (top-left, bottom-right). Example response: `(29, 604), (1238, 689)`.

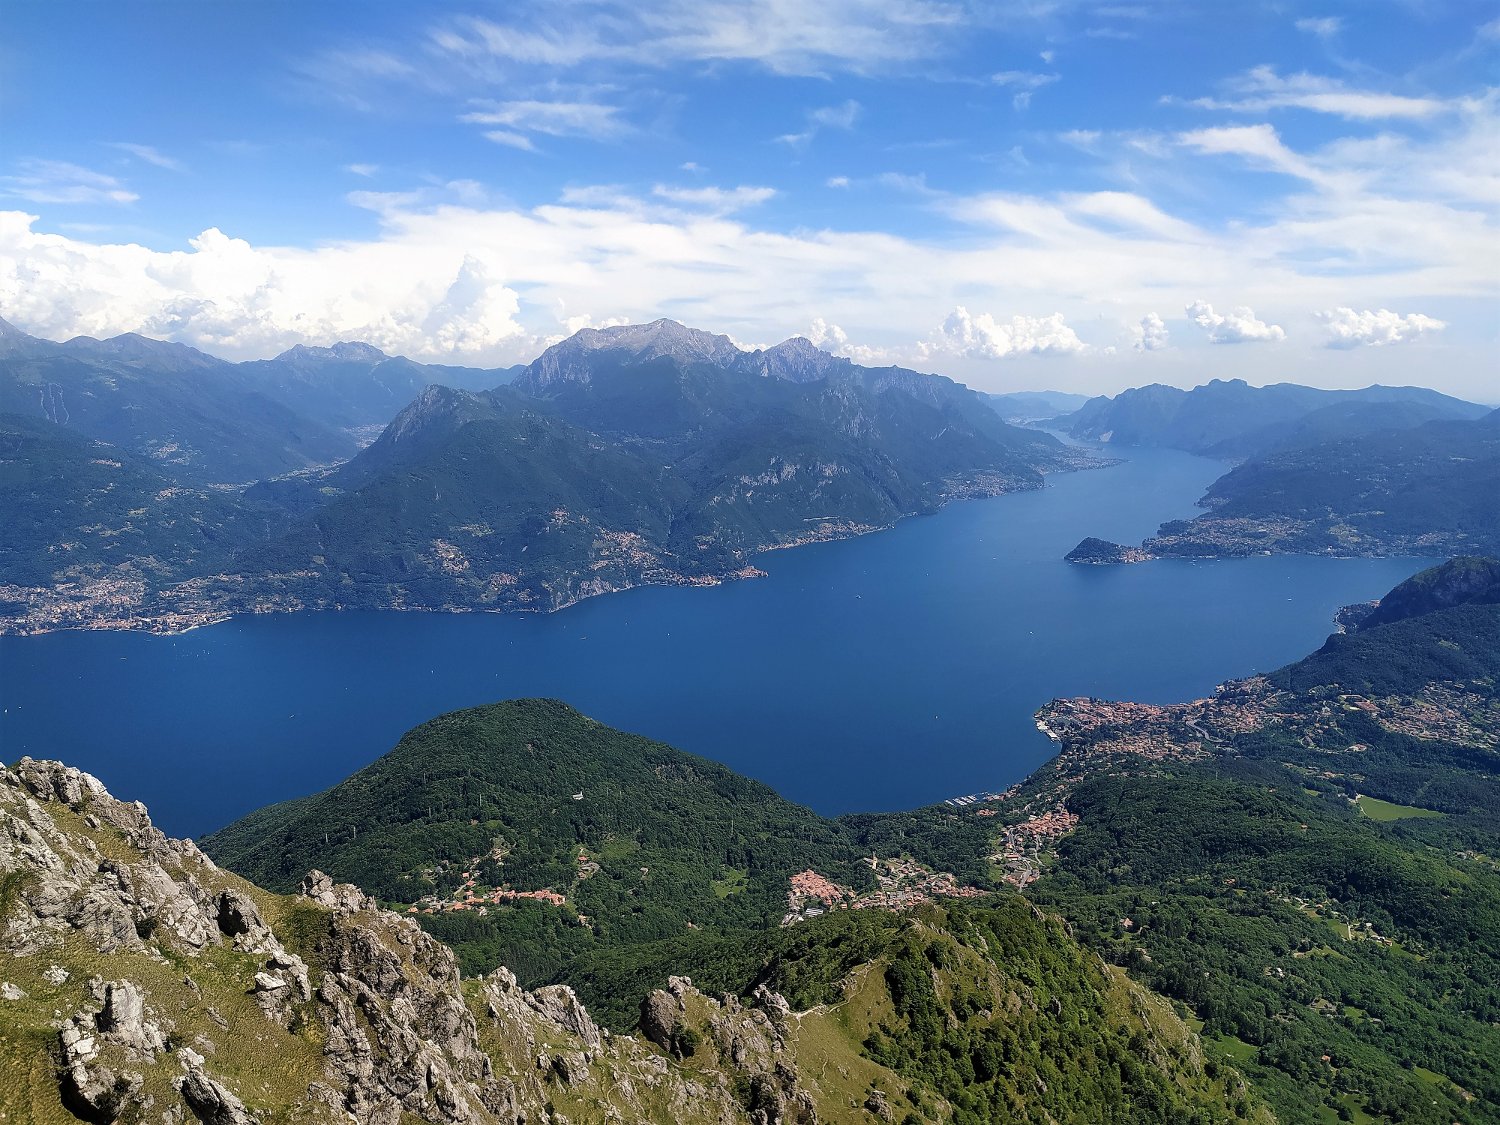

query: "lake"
(0, 445), (1428, 838)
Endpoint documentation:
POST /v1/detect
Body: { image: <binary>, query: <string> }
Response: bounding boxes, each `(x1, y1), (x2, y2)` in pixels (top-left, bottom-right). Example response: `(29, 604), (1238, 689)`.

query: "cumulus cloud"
(0, 214), (524, 360)
(1186, 301), (1285, 344)
(2, 160), (138, 205)
(807, 317), (889, 365)
(1316, 307), (1446, 348)
(1132, 312), (1169, 351)
(928, 308), (1087, 360)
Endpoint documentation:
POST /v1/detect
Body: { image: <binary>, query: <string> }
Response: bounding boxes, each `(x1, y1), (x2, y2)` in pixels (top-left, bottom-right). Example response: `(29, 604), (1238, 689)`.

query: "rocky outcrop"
(0, 760), (835, 1125)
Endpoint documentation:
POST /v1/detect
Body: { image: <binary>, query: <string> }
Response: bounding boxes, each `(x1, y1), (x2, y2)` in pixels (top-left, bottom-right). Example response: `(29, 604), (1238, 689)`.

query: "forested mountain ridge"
(1069, 408), (1500, 562)
(1017, 557), (1500, 1122)
(0, 757), (1254, 1125)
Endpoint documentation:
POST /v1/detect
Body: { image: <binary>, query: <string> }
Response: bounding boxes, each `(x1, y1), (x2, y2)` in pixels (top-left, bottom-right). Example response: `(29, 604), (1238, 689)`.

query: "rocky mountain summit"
(0, 759), (853, 1125)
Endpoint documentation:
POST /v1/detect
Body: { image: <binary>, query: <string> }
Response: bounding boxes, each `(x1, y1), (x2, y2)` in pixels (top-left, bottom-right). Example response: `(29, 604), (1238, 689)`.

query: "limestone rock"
(639, 989), (680, 1052)
(526, 984), (601, 1050)
(177, 1067), (262, 1125)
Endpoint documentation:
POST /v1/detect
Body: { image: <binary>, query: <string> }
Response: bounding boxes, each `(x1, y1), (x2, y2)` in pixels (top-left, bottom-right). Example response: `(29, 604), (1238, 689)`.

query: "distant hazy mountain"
(1061, 378), (1487, 459)
(1070, 408), (1500, 562)
(985, 390), (1091, 423)
(0, 318), (357, 484)
(238, 341), (520, 432)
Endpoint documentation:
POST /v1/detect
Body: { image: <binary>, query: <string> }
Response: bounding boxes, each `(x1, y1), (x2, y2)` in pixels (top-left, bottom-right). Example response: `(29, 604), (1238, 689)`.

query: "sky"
(1, 0), (1497, 398)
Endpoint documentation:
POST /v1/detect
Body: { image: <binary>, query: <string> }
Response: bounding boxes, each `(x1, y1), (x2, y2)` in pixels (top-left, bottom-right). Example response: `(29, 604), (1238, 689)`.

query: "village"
(780, 855), (989, 927)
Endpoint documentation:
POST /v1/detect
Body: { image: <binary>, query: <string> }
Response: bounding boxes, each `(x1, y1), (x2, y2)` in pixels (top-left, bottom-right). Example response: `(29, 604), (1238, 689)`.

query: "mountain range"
(0, 318), (1090, 635)
(1069, 407), (1500, 563)
(1057, 378), (1489, 461)
(0, 317), (518, 485)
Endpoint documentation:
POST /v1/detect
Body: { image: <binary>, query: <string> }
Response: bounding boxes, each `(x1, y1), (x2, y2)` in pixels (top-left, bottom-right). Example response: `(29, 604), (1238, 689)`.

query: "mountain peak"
(274, 341), (388, 364)
(521, 318), (745, 390)
(738, 335), (851, 383)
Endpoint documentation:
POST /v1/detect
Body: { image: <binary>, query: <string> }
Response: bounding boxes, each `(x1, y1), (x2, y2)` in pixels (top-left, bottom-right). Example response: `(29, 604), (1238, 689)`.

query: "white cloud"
(108, 143), (183, 171)
(1184, 66), (1449, 121)
(927, 308), (1087, 359)
(777, 99), (861, 147)
(429, 1), (963, 80)
(2, 160), (139, 205)
(0, 214), (524, 360)
(1294, 17), (1341, 39)
(462, 98), (627, 144)
(808, 317), (849, 350)
(0, 91), (1494, 387)
(345, 163), (380, 177)
(826, 176), (851, 189)
(1059, 129), (1101, 151)
(1132, 312), (1169, 351)
(1177, 123), (1326, 184)
(807, 317), (890, 364)
(1316, 307), (1446, 348)
(651, 184), (776, 212)
(484, 130), (539, 151)
(992, 70), (1059, 110)
(1186, 301), (1285, 344)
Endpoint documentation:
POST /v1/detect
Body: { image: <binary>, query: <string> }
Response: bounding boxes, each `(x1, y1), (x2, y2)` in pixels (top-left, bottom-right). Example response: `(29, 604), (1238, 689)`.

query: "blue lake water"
(0, 446), (1428, 839)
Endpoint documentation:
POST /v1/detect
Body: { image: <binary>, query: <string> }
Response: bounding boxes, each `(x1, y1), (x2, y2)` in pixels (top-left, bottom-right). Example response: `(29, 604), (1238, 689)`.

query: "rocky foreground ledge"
(0, 759), (820, 1125)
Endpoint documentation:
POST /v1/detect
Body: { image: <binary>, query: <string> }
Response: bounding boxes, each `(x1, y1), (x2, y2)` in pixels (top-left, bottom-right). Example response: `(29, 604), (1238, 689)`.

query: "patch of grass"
(1207, 1034), (1258, 1064)
(710, 867), (748, 899)
(1353, 795), (1445, 822)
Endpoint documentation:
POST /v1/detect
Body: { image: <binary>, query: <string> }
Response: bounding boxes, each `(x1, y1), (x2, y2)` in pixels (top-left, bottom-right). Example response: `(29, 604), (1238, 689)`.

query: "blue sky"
(2, 0), (1496, 397)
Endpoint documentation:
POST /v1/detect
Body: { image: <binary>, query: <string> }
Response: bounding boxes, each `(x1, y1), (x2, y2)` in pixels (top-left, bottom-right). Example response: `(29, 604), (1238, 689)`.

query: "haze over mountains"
(1057, 378), (1489, 461)
(0, 315), (519, 484)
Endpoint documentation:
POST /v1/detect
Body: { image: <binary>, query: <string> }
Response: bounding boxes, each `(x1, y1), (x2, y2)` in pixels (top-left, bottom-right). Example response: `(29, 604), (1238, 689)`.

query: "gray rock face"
(60, 1062), (142, 1125)
(520, 319), (746, 390)
(178, 1067), (262, 1125)
(639, 988), (681, 1053)
(216, 888), (275, 951)
(526, 984), (601, 1051)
